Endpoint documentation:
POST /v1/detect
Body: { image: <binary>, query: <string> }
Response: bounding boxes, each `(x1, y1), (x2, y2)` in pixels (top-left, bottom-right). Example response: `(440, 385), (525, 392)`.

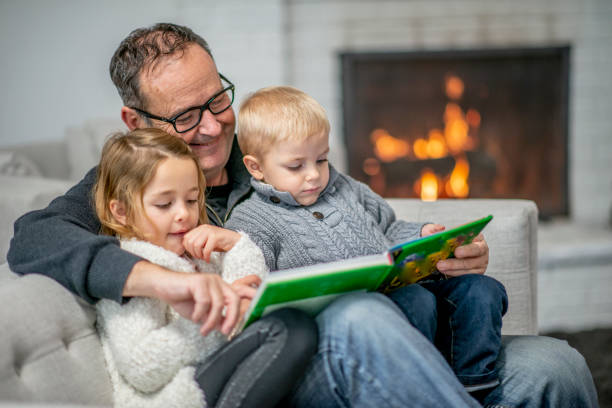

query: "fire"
(446, 156), (470, 198)
(367, 74), (480, 202)
(445, 75), (464, 100)
(426, 130), (447, 158)
(416, 169), (439, 202)
(444, 103), (472, 155)
(370, 129), (410, 162)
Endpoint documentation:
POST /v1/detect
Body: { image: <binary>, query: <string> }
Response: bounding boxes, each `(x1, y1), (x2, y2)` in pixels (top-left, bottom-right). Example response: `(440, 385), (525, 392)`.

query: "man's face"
(138, 44), (235, 185)
(134, 157), (200, 255)
(256, 131), (330, 206)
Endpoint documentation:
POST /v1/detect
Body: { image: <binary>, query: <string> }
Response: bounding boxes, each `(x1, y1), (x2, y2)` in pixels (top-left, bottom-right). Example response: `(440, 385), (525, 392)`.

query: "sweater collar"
(250, 164), (340, 207)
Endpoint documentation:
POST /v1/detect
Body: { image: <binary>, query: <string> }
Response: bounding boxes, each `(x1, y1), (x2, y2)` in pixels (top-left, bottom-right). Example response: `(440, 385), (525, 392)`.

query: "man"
(8, 23), (598, 407)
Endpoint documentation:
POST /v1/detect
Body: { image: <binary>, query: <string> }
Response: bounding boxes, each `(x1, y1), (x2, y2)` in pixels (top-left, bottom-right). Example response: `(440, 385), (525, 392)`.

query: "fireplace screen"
(341, 46), (569, 218)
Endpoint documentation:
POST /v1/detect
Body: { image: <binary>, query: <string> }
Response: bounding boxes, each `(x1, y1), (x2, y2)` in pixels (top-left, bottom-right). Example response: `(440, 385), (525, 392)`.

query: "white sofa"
(0, 123), (539, 405)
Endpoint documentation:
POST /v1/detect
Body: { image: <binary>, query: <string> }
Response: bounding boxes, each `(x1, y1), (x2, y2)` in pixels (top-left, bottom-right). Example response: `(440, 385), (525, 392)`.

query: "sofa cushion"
(0, 263), (112, 405)
(0, 152), (42, 178)
(0, 176), (73, 264)
(64, 118), (126, 181)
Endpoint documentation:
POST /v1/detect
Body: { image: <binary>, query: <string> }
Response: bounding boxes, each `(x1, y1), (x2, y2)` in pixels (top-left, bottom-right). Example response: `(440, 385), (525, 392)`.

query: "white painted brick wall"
(285, 0), (612, 226)
(538, 264), (612, 332)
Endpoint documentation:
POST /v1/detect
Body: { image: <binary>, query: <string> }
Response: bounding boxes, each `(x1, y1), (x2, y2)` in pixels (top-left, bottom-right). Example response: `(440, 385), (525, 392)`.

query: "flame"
(446, 156), (470, 198)
(445, 75), (464, 100)
(362, 158), (381, 176)
(413, 138), (429, 159)
(419, 169), (439, 202)
(443, 105), (469, 154)
(367, 74), (479, 203)
(466, 108), (481, 128)
(426, 130), (447, 158)
(370, 129), (410, 162)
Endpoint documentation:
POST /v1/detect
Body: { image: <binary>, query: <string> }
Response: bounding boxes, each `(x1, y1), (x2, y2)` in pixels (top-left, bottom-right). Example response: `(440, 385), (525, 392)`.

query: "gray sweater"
(225, 165), (425, 271)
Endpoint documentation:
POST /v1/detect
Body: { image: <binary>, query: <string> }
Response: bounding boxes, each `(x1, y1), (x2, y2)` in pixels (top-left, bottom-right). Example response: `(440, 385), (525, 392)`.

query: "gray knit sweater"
(224, 165), (425, 271)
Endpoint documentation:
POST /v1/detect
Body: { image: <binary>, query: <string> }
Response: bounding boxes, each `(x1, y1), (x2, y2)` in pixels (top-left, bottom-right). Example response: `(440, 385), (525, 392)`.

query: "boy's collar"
(250, 164), (339, 207)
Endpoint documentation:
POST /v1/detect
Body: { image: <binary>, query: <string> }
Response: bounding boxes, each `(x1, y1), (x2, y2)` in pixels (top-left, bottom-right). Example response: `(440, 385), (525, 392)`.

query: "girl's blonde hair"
(94, 128), (208, 239)
(237, 86), (330, 158)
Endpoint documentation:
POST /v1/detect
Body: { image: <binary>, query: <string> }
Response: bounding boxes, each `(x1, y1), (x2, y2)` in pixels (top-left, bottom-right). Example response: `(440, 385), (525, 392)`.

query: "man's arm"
(7, 167), (141, 303)
(125, 261), (240, 336)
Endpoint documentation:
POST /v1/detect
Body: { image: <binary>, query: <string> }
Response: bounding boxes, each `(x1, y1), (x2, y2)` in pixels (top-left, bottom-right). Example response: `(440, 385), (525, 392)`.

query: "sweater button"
(270, 196), (280, 204)
(312, 211), (324, 220)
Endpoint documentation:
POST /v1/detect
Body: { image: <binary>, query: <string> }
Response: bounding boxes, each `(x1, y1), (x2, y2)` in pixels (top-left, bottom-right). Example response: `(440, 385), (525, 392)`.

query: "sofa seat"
(0, 197), (538, 406)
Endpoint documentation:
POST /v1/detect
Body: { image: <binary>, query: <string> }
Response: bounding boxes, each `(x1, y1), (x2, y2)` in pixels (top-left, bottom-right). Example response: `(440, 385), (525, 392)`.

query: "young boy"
(224, 86), (508, 394)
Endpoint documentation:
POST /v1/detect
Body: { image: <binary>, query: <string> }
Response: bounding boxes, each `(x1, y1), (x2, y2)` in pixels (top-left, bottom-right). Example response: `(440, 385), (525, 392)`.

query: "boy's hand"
(436, 233), (489, 277)
(419, 223), (489, 277)
(420, 223), (445, 237)
(183, 225), (241, 262)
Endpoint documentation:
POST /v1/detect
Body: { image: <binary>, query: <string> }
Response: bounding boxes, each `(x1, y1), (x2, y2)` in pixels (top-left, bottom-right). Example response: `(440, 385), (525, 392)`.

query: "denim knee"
(316, 292), (410, 342)
(486, 335), (599, 408)
(388, 285), (437, 342)
(453, 274), (508, 315)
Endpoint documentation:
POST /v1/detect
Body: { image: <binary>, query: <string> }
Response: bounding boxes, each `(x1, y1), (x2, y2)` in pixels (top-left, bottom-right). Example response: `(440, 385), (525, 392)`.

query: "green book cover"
(377, 214), (493, 293)
(240, 214), (492, 330)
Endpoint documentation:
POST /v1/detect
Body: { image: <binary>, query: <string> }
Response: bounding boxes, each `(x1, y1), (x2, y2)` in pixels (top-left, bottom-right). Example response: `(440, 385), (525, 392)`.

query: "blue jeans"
(388, 274), (508, 389)
(288, 292), (599, 408)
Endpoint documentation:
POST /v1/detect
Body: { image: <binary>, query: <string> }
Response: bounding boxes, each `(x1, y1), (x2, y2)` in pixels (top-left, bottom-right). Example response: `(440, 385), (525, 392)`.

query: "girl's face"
(135, 157), (201, 255)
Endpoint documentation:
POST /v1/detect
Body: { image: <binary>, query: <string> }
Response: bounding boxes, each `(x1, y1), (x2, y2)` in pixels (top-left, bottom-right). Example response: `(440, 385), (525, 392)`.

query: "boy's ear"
(243, 155), (265, 180)
(109, 199), (128, 226)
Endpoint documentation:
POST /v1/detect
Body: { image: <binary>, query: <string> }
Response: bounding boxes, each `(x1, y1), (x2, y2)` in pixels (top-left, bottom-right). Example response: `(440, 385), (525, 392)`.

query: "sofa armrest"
(0, 263), (112, 405)
(387, 198), (538, 335)
(0, 175), (74, 264)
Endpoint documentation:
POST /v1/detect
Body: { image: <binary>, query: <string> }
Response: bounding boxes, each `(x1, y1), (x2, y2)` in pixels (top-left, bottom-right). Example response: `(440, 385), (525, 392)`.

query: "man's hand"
(183, 224), (241, 262)
(124, 261), (241, 336)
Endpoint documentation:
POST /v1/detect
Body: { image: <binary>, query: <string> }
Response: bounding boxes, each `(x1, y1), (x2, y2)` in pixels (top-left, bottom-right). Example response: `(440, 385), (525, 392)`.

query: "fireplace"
(341, 46), (570, 218)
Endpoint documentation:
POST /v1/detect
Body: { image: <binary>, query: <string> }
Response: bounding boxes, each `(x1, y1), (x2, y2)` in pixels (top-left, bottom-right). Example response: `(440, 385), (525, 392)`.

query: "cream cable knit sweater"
(96, 232), (268, 408)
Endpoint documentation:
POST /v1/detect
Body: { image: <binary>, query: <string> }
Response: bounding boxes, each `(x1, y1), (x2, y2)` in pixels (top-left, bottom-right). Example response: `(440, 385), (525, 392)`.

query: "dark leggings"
(194, 308), (318, 408)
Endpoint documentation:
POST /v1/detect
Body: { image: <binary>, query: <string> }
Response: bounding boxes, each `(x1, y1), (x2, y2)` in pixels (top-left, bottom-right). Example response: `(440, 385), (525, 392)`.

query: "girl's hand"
(183, 225), (241, 262)
(230, 274), (262, 320)
(420, 223), (445, 237)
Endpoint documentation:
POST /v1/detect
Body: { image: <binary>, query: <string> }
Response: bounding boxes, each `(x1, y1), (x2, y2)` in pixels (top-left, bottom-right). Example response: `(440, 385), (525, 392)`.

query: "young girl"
(93, 128), (317, 408)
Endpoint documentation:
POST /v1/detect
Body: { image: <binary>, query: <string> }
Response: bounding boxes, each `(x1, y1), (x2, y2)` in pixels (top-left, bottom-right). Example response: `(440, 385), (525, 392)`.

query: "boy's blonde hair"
(94, 128), (208, 239)
(237, 86), (330, 158)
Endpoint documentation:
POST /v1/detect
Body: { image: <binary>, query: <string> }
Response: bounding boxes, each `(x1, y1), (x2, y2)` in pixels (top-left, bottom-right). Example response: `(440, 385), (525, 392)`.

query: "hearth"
(341, 46), (570, 218)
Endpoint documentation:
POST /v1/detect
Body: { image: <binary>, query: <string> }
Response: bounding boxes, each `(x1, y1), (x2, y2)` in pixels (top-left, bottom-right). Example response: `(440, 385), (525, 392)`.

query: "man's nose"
(196, 109), (222, 135)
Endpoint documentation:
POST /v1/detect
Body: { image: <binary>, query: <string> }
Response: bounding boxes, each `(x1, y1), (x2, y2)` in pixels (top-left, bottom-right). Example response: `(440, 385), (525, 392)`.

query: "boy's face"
(247, 131), (330, 206)
(134, 157), (201, 255)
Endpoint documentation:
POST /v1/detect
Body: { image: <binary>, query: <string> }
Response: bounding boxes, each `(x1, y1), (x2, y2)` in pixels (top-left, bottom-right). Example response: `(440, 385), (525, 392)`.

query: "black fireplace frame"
(340, 45), (571, 218)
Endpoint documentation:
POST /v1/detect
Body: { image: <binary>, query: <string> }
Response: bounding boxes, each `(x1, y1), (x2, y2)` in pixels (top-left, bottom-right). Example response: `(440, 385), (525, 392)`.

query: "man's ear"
(121, 106), (144, 131)
(109, 199), (128, 226)
(243, 155), (264, 180)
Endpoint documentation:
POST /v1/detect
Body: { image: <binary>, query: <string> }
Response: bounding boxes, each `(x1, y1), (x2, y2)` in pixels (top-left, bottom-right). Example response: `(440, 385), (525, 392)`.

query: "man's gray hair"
(109, 23), (213, 109)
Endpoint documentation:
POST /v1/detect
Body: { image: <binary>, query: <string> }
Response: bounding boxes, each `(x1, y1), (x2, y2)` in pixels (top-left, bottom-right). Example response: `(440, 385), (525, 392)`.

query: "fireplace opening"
(341, 46), (570, 218)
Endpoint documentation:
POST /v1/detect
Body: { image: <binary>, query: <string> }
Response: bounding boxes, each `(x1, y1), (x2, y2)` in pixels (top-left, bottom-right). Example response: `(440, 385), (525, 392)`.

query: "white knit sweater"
(96, 232), (268, 408)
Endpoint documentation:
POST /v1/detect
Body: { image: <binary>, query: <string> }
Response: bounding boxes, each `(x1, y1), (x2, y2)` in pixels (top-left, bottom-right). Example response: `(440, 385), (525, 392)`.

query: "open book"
(240, 214), (493, 330)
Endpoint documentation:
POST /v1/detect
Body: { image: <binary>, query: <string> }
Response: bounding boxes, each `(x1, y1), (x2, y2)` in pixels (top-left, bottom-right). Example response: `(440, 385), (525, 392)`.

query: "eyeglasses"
(130, 73), (235, 134)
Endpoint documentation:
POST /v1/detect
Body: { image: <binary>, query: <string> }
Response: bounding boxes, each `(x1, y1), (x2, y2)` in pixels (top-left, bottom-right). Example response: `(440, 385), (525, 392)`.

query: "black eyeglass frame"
(130, 73), (235, 134)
